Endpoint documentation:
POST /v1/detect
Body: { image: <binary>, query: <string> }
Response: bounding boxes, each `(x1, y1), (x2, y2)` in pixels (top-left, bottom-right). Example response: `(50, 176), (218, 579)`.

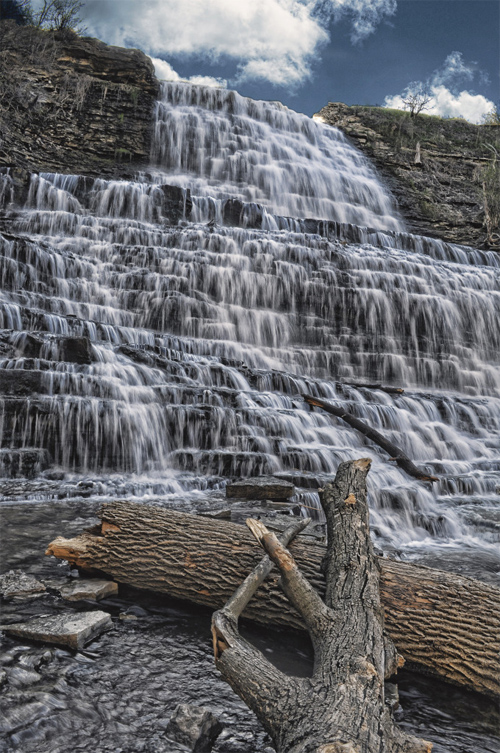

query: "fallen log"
(303, 394), (438, 483)
(46, 499), (500, 698)
(212, 459), (431, 752)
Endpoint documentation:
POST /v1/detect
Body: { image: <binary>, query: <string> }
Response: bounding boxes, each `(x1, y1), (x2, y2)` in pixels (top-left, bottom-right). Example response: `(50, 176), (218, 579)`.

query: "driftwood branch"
(212, 459), (432, 753)
(303, 394), (438, 483)
(339, 382), (404, 395)
(46, 502), (500, 697)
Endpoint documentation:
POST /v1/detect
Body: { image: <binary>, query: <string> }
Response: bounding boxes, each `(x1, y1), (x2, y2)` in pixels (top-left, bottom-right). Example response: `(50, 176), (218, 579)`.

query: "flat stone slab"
(1, 610), (112, 650)
(0, 570), (46, 600)
(226, 476), (295, 500)
(45, 578), (118, 602)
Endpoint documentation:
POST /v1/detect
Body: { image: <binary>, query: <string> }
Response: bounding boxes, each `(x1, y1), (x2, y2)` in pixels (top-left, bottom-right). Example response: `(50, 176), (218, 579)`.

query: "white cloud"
(427, 86), (493, 124)
(151, 57), (227, 88)
(384, 52), (495, 124)
(328, 0), (397, 43)
(433, 51), (475, 88)
(83, 0), (396, 87)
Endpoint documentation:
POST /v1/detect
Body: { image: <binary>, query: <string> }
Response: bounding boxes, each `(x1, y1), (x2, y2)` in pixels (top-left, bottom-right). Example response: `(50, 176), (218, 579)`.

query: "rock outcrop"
(316, 102), (500, 247)
(0, 22), (159, 184)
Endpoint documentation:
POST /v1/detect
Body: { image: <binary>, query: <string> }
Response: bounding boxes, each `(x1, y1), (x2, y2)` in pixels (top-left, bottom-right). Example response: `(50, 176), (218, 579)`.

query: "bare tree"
(401, 81), (432, 117)
(33, 0), (86, 34)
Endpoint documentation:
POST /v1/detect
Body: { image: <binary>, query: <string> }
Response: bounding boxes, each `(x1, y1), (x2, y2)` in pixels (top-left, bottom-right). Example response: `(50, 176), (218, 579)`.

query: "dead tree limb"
(46, 502), (500, 697)
(339, 382), (404, 395)
(213, 459), (432, 753)
(303, 394), (438, 483)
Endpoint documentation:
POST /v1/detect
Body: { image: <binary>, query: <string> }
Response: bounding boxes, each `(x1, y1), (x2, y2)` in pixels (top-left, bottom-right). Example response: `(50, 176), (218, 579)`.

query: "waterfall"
(0, 82), (499, 578)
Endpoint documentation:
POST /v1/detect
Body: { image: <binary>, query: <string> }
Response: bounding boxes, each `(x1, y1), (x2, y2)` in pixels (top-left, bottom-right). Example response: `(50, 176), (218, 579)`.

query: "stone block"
(2, 610), (112, 650)
(45, 578), (118, 602)
(226, 476), (295, 500)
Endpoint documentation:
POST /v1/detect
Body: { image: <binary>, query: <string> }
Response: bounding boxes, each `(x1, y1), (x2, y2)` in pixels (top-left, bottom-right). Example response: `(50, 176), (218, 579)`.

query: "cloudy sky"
(76, 0), (498, 122)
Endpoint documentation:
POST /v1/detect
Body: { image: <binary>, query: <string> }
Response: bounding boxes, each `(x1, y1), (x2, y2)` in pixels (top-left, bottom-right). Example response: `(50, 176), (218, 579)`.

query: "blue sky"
(77, 0), (499, 122)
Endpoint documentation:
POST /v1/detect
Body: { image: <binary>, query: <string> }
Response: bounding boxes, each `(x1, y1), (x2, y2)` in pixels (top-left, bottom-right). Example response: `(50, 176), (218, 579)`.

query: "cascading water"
(1, 81), (499, 575)
(1, 78), (500, 753)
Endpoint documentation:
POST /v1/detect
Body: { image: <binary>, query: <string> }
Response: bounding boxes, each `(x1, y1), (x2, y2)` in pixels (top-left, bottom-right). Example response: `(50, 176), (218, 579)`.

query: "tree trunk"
(46, 498), (500, 698)
(212, 459), (431, 752)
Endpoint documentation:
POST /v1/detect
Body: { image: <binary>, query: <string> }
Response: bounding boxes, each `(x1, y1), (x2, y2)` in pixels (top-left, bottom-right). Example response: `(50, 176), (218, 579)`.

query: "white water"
(0, 82), (499, 577)
(150, 82), (402, 231)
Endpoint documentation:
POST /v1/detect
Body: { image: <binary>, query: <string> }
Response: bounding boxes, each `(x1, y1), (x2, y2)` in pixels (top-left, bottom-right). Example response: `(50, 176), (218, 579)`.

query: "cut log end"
(45, 535), (90, 568)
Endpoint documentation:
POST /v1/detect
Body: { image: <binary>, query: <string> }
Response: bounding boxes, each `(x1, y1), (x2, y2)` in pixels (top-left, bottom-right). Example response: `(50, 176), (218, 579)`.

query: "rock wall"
(0, 22), (158, 188)
(317, 102), (500, 248)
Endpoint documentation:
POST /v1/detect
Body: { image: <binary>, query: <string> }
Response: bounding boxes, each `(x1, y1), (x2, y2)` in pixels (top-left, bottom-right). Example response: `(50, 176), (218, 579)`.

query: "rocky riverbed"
(1, 498), (499, 753)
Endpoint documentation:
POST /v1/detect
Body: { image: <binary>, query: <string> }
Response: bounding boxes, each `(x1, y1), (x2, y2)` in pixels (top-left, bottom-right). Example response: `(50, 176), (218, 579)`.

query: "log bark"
(212, 459), (431, 752)
(46, 500), (500, 698)
(303, 394), (438, 483)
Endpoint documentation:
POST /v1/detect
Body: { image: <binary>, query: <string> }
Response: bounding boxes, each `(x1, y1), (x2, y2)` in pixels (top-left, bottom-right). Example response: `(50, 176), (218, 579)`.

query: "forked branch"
(212, 459), (432, 753)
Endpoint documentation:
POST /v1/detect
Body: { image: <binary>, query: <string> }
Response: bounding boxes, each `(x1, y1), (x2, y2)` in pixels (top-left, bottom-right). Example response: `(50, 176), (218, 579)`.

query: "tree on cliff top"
(32, 0), (86, 33)
(401, 82), (432, 117)
(0, 0), (86, 33)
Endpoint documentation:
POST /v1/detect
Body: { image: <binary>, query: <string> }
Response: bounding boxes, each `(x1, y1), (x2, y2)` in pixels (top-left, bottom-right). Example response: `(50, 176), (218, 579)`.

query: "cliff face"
(0, 22), (159, 185)
(317, 102), (500, 248)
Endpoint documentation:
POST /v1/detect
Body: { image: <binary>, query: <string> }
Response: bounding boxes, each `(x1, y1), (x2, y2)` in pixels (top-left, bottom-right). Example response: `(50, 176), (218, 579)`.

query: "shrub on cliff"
(0, 0), (86, 33)
(31, 0), (86, 34)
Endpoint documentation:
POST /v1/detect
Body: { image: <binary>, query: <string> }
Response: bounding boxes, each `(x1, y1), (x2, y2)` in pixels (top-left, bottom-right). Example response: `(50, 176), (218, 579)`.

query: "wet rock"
(222, 199), (244, 226)
(59, 336), (94, 364)
(1, 610), (112, 650)
(222, 198), (264, 229)
(160, 184), (192, 223)
(0, 369), (43, 396)
(0, 570), (46, 600)
(0, 448), (50, 478)
(226, 476), (295, 500)
(44, 578), (118, 602)
(166, 704), (223, 753)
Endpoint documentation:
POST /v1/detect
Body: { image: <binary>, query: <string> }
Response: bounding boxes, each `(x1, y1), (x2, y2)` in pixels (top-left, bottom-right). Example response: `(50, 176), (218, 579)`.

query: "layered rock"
(0, 22), (158, 184)
(316, 102), (500, 247)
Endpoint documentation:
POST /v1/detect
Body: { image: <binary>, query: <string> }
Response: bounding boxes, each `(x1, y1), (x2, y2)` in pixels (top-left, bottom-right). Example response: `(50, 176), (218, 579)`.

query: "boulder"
(166, 704), (222, 753)
(226, 476), (295, 500)
(1, 610), (112, 649)
(0, 570), (46, 600)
